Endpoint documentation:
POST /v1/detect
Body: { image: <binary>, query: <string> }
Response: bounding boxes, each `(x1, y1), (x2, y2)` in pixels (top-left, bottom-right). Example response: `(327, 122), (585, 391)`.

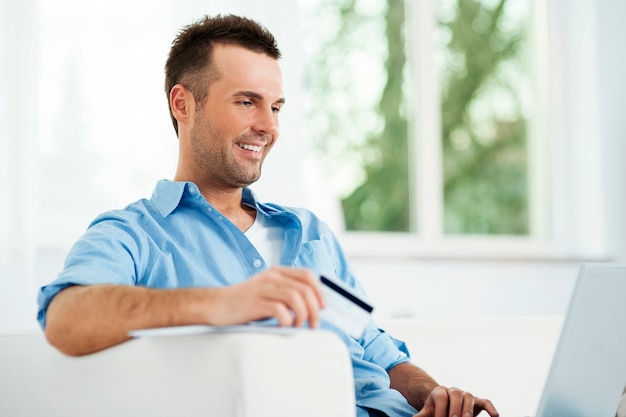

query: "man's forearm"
(44, 285), (216, 356)
(388, 361), (439, 410)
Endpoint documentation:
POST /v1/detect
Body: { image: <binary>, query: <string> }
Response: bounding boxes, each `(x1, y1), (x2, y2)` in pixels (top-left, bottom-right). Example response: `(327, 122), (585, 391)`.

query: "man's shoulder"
(84, 199), (151, 230)
(88, 180), (184, 226)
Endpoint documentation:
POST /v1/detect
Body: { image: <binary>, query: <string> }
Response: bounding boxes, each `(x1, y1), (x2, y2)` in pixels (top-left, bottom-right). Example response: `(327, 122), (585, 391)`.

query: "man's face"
(188, 44), (284, 189)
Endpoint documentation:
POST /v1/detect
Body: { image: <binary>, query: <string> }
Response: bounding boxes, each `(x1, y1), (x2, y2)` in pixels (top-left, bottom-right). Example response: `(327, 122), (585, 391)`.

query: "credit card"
(319, 275), (374, 339)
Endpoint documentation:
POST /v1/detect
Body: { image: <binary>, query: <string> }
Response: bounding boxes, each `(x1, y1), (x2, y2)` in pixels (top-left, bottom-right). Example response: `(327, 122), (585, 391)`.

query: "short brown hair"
(164, 14), (281, 135)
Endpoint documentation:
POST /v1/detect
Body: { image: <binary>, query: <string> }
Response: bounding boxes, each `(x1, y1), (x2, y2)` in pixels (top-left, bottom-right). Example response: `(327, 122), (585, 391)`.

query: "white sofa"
(0, 328), (356, 417)
(3, 315), (599, 417)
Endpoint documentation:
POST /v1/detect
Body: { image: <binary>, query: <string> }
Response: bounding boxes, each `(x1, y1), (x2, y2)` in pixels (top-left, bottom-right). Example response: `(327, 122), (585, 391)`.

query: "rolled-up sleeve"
(361, 320), (411, 371)
(37, 215), (140, 330)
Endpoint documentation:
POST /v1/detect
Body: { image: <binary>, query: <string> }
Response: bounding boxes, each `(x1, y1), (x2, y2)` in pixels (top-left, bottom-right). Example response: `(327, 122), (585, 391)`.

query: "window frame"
(325, 0), (610, 262)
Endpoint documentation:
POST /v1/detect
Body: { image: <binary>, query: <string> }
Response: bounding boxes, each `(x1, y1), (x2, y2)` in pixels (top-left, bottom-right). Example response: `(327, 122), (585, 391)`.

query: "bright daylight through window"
(301, 0), (543, 237)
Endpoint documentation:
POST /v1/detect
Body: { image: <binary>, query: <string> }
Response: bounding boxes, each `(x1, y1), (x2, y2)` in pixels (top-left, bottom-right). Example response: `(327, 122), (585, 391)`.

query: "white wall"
(594, 1), (626, 263)
(356, 259), (580, 320)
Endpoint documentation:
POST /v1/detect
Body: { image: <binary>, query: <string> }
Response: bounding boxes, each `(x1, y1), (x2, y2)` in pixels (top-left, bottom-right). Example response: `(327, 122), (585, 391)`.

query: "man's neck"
(173, 167), (257, 231)
(197, 183), (257, 232)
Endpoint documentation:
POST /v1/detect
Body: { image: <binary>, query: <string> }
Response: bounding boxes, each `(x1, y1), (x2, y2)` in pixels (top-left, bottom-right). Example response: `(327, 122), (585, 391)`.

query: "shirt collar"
(151, 180), (269, 217)
(150, 180), (188, 217)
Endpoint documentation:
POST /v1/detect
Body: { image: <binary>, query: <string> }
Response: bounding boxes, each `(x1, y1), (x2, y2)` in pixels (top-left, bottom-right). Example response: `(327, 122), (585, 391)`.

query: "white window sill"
(337, 232), (612, 263)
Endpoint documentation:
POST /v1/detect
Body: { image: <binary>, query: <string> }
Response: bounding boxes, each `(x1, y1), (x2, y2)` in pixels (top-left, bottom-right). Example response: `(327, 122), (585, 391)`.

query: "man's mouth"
(237, 143), (264, 152)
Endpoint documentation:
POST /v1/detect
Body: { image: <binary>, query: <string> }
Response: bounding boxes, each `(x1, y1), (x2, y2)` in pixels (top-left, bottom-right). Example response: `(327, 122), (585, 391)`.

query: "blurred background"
(1, 0), (625, 332)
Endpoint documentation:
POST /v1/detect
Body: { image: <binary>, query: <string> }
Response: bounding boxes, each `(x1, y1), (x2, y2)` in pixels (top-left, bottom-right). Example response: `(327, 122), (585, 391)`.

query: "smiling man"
(37, 14), (498, 417)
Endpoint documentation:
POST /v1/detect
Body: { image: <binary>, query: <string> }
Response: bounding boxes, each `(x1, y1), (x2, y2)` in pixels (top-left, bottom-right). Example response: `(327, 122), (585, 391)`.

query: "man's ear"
(170, 84), (194, 125)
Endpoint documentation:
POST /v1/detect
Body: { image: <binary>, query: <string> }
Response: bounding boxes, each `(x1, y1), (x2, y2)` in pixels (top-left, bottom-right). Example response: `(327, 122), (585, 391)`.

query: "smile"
(237, 143), (263, 152)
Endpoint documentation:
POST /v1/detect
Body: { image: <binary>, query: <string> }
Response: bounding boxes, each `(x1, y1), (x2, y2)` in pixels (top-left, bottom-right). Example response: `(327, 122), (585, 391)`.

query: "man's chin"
(234, 173), (262, 188)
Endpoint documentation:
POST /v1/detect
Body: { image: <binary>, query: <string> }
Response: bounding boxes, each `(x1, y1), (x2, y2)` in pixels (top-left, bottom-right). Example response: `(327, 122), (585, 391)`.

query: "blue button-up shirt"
(37, 180), (418, 417)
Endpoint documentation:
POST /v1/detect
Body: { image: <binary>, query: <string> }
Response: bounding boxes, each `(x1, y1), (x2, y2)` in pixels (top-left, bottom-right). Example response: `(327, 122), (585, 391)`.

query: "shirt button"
(189, 187), (196, 194)
(253, 259), (263, 268)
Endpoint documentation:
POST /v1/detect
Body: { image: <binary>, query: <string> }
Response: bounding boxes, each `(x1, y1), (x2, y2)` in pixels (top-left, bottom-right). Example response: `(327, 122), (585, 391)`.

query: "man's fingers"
(302, 282), (322, 328)
(257, 268), (323, 327)
(412, 386), (498, 417)
(274, 267), (325, 309)
(432, 387), (475, 417)
(282, 280), (322, 328)
(447, 387), (463, 417)
(263, 301), (294, 328)
(270, 285), (309, 327)
(474, 398), (499, 417)
(429, 386), (450, 417)
(461, 391), (474, 417)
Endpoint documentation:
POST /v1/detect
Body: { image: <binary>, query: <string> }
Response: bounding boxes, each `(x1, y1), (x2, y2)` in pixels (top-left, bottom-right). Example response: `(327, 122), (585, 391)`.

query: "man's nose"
(251, 107), (279, 137)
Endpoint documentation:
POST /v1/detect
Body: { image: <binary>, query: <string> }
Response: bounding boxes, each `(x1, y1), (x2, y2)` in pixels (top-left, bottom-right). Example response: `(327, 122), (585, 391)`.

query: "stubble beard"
(189, 118), (264, 188)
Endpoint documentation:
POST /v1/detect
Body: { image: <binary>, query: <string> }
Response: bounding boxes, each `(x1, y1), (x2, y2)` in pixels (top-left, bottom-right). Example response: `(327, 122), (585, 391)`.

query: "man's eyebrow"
(234, 91), (285, 105)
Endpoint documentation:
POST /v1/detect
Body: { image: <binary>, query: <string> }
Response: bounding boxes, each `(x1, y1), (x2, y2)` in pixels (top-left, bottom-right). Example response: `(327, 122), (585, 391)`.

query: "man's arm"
(45, 285), (218, 356)
(388, 362), (439, 411)
(45, 267), (324, 356)
(388, 362), (499, 417)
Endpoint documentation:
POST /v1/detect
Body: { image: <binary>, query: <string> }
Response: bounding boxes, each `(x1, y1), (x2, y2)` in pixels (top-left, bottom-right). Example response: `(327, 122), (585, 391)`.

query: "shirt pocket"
(292, 240), (337, 279)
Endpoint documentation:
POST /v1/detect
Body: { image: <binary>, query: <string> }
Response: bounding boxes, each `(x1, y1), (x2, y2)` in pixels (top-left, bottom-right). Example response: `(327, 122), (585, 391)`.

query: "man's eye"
(272, 106), (281, 113)
(239, 100), (252, 107)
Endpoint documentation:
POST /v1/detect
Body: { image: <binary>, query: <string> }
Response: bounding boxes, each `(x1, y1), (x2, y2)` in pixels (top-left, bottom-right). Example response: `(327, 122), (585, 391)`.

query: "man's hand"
(387, 363), (498, 417)
(211, 266), (325, 328)
(413, 386), (499, 417)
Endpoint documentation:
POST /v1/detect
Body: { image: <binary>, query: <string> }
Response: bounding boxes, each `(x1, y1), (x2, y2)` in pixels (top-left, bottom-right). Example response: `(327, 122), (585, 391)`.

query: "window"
(300, 0), (550, 255)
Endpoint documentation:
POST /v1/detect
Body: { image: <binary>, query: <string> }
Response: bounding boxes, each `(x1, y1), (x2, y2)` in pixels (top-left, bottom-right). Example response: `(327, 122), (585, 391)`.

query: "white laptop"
(528, 263), (626, 417)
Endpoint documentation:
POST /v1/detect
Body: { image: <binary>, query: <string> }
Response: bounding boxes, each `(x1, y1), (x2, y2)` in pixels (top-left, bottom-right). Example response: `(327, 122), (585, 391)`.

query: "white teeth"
(238, 143), (263, 152)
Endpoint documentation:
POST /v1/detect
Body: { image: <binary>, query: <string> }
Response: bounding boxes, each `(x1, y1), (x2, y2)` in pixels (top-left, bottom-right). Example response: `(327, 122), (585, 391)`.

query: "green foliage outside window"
(303, 0), (531, 234)
(440, 0), (529, 234)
